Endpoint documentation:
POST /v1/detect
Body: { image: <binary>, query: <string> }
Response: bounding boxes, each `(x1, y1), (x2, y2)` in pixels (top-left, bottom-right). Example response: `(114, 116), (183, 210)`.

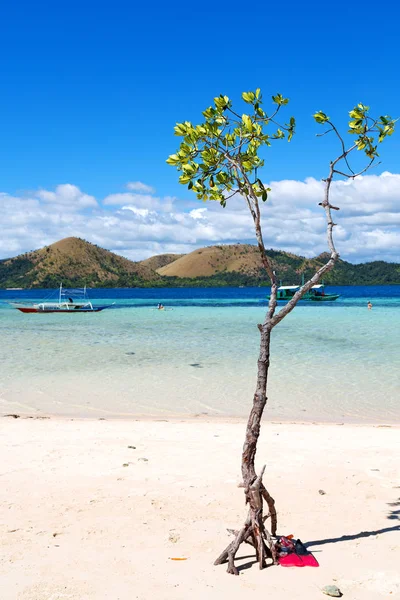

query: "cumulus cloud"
(36, 184), (97, 210)
(103, 192), (175, 212)
(126, 181), (155, 194)
(1, 173), (399, 263)
(189, 208), (207, 220)
(121, 206), (152, 218)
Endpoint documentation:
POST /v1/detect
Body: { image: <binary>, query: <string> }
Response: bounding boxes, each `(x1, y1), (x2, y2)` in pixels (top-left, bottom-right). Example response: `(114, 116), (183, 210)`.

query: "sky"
(1, 0), (399, 264)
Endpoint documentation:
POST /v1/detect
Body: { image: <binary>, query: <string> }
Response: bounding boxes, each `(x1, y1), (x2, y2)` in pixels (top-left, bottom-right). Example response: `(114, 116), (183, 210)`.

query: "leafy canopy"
(166, 90), (295, 207)
(313, 104), (397, 160)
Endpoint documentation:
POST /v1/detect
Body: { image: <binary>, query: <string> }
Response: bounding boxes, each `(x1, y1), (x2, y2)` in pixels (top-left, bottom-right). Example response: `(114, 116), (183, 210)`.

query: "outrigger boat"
(11, 284), (113, 313)
(270, 283), (340, 302)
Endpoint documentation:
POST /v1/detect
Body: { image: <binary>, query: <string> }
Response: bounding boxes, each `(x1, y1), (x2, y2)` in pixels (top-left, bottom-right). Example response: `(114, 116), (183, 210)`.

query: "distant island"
(0, 237), (398, 288)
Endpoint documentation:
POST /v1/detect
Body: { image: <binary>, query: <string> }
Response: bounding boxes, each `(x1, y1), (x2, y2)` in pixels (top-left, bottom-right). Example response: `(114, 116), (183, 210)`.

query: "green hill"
(0, 237), (162, 288)
(0, 238), (398, 288)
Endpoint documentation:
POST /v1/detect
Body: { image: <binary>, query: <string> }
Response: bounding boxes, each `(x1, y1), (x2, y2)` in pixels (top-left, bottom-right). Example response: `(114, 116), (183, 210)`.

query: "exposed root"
(214, 465), (278, 574)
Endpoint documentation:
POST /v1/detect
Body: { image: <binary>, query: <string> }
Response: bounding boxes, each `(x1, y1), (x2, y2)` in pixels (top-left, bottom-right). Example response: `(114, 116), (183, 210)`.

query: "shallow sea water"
(0, 286), (399, 423)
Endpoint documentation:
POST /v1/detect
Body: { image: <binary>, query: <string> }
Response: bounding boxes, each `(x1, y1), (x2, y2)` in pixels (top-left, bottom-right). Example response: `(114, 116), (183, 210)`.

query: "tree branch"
(333, 158), (377, 179)
(329, 122), (355, 175)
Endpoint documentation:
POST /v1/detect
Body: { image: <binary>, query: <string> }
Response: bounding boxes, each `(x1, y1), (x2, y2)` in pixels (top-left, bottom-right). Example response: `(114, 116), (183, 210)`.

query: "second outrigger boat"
(11, 284), (114, 313)
(272, 283), (340, 302)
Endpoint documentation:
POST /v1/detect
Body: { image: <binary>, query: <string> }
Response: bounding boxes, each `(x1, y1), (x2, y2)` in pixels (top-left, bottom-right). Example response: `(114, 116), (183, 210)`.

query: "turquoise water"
(0, 287), (399, 423)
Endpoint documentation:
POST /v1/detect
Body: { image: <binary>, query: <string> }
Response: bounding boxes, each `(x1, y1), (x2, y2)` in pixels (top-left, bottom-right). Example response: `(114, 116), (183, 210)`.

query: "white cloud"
(1, 173), (399, 263)
(189, 208), (207, 220)
(122, 206), (151, 218)
(36, 184), (97, 210)
(126, 181), (155, 194)
(103, 192), (175, 212)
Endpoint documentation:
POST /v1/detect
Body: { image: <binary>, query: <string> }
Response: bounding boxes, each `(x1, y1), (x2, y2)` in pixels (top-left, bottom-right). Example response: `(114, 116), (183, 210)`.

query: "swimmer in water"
(367, 301), (372, 310)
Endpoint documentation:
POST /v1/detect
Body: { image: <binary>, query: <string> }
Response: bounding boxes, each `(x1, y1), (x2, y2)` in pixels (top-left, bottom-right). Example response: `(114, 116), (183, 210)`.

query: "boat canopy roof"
(277, 284), (327, 290)
(277, 284), (326, 291)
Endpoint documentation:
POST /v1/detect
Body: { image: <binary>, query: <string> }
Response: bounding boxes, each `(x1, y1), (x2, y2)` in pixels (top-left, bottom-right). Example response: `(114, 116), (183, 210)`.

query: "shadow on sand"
(306, 497), (400, 547)
(306, 524), (399, 548)
(387, 498), (400, 521)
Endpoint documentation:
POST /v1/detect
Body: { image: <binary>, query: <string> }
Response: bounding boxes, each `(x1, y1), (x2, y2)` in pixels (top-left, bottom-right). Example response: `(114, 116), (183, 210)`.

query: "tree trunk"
(242, 325), (271, 485)
(214, 322), (277, 574)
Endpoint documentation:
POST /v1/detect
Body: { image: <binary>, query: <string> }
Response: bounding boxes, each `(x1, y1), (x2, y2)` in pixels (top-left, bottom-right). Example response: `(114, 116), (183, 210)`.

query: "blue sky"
(1, 0), (399, 262)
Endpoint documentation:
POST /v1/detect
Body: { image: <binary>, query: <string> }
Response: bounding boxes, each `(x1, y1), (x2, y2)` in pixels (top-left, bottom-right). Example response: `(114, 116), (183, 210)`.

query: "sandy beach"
(0, 416), (399, 600)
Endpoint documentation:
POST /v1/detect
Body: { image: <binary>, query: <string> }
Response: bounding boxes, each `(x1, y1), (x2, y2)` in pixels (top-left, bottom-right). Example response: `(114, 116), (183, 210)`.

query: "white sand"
(0, 417), (399, 600)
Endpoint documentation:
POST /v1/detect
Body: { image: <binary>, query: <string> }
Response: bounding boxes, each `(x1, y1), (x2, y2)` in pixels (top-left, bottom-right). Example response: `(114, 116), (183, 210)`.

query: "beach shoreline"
(2, 410), (400, 427)
(1, 416), (399, 600)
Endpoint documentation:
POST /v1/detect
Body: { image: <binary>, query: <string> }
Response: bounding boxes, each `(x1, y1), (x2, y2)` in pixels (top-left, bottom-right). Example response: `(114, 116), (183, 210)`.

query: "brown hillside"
(157, 244), (265, 277)
(5, 237), (160, 286)
(139, 253), (183, 271)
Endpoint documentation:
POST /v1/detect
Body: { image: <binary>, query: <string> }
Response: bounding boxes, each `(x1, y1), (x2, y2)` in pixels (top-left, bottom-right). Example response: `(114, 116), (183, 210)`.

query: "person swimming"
(367, 301), (373, 310)
(157, 303), (164, 310)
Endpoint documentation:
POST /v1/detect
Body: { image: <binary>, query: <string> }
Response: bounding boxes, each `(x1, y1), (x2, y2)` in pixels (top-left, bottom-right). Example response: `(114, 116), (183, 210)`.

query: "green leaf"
(272, 93), (289, 106)
(216, 172), (228, 184)
(242, 91), (255, 104)
(179, 174), (192, 184)
(349, 109), (363, 120)
(195, 124), (208, 134)
(202, 106), (215, 119)
(313, 111), (330, 124)
(166, 154), (180, 165)
(214, 95), (230, 111)
(242, 114), (253, 132)
(273, 128), (284, 139)
(182, 162), (196, 173)
(355, 139), (366, 150)
(174, 123), (187, 136)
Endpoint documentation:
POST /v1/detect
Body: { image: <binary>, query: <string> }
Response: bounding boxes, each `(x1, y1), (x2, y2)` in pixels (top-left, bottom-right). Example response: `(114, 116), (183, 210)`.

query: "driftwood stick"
(254, 515), (267, 569)
(227, 520), (251, 576)
(263, 525), (278, 564)
(226, 512), (271, 538)
(214, 516), (251, 566)
(261, 485), (277, 536)
(251, 464), (266, 491)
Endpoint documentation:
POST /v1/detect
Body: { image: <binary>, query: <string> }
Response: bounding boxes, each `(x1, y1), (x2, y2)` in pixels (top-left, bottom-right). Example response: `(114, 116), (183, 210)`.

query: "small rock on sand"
(322, 584), (342, 597)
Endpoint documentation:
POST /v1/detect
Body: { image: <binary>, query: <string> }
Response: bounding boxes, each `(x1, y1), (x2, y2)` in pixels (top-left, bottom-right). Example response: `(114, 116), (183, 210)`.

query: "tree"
(167, 91), (396, 574)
